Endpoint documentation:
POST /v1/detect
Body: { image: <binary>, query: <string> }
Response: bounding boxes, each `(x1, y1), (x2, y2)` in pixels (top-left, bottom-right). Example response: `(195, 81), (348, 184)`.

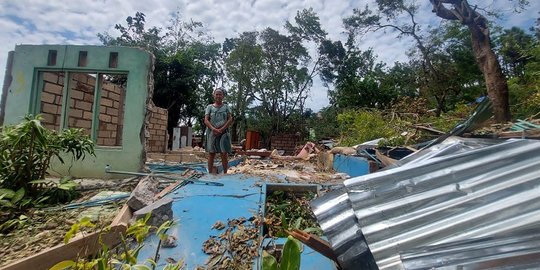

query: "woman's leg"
(208, 153), (216, 174)
(220, 152), (228, 174)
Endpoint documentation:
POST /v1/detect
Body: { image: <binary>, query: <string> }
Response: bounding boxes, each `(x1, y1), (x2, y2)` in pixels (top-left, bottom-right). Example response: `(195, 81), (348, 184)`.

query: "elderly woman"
(204, 87), (233, 174)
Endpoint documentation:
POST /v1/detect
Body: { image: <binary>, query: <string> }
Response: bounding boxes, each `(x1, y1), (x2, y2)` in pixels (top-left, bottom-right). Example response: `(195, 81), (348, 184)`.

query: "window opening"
(96, 74), (127, 146)
(39, 71), (65, 130)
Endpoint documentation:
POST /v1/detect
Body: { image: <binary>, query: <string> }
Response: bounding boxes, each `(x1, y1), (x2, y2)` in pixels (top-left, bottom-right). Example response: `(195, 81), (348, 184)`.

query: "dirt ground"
(0, 180), (135, 268)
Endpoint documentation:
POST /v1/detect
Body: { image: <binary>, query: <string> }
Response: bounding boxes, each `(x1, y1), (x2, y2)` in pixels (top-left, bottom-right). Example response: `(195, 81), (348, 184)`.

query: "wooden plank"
(154, 179), (186, 199)
(110, 203), (132, 227)
(375, 149), (397, 167)
(1, 224), (127, 270)
(412, 125), (445, 135)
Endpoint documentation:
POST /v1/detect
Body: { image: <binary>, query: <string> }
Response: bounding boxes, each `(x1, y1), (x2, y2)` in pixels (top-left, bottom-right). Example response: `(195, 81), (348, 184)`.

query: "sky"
(0, 0), (538, 111)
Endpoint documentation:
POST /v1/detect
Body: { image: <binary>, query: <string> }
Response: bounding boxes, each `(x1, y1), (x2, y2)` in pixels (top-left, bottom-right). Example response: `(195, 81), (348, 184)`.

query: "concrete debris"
(127, 176), (160, 211)
(270, 141), (320, 160)
(160, 234), (178, 248)
(329, 147), (356, 155)
(133, 197), (173, 227)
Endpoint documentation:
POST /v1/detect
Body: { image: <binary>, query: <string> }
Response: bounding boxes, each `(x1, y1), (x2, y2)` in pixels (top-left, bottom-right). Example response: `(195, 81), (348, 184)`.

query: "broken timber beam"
(375, 149), (398, 167)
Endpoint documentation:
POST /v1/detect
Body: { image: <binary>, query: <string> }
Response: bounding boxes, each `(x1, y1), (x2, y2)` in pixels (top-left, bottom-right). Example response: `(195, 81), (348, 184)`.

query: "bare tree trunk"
(468, 24), (511, 122)
(430, 0), (512, 122)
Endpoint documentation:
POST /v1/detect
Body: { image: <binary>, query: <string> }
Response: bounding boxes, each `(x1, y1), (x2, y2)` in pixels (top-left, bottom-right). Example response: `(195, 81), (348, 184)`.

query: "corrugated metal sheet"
(312, 137), (540, 269)
(400, 229), (540, 269)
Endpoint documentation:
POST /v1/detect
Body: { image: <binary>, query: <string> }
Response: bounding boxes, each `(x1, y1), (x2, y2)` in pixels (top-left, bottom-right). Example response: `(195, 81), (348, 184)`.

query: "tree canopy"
(98, 5), (539, 146)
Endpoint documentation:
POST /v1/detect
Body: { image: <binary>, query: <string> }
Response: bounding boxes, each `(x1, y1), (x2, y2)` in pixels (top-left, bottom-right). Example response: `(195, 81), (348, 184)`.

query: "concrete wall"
(2, 45), (155, 178)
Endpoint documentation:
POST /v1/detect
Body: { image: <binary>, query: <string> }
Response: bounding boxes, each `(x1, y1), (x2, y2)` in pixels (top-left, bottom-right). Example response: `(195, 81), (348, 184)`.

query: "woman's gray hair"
(213, 87), (226, 95)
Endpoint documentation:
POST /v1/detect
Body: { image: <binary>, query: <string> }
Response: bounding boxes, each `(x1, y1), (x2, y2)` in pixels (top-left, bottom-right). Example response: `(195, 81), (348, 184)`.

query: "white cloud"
(0, 0), (539, 112)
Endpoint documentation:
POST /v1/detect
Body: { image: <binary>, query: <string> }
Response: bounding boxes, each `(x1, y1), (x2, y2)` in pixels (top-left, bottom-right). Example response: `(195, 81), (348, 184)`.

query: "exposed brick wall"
(271, 133), (301, 155)
(68, 73), (95, 135)
(97, 79), (125, 146)
(40, 72), (65, 130)
(40, 72), (126, 147)
(147, 103), (168, 153)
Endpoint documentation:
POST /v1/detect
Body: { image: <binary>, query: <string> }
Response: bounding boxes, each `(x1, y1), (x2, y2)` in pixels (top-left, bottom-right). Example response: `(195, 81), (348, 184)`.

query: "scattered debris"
(127, 176), (160, 211)
(199, 216), (262, 270)
(161, 235), (178, 248)
(211, 220), (226, 230)
(132, 197), (173, 227)
(265, 190), (322, 238)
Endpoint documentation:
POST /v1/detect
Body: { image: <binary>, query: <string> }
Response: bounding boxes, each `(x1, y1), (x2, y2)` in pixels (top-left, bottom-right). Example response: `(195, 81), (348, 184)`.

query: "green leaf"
(64, 224), (79, 244)
(281, 212), (289, 231)
(49, 260), (76, 270)
(96, 258), (106, 270)
(292, 217), (303, 230)
(11, 188), (25, 204)
(262, 250), (278, 270)
(280, 236), (302, 270)
(0, 189), (15, 200)
(0, 199), (14, 208)
(132, 265), (152, 270)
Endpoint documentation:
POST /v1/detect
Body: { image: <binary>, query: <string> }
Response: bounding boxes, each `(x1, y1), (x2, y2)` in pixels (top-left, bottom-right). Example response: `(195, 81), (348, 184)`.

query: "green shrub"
(337, 109), (401, 146)
(0, 115), (95, 231)
(0, 115), (94, 194)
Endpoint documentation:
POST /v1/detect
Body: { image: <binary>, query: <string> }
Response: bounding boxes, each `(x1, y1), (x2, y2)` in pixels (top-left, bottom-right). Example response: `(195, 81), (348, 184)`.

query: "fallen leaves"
(199, 216), (262, 270)
(211, 220), (225, 230)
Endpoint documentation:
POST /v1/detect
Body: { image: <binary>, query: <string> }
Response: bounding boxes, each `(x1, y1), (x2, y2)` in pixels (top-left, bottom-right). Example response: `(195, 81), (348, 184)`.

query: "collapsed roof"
(311, 137), (540, 269)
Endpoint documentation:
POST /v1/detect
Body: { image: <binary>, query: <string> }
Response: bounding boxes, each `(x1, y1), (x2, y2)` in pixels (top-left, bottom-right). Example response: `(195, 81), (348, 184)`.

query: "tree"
(429, 0), (518, 121)
(98, 12), (165, 56)
(99, 12), (221, 144)
(343, 1), (457, 116)
(225, 9), (328, 142)
(223, 32), (262, 141)
(320, 41), (390, 109)
(496, 27), (535, 78)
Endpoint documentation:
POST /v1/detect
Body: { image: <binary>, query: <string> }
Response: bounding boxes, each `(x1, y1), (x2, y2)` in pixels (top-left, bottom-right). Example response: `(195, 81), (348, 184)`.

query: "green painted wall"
(3, 45), (154, 178)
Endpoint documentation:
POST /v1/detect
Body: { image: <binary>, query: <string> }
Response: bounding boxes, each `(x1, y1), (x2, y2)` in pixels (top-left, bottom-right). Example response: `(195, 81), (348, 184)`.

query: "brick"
(111, 85), (122, 94)
(83, 93), (94, 102)
(111, 116), (119, 124)
(41, 92), (55, 103)
(100, 106), (107, 114)
(99, 130), (111, 138)
(101, 98), (113, 107)
(69, 109), (83, 118)
(55, 96), (62, 104)
(71, 90), (84, 100)
(76, 119), (92, 129)
(42, 103), (59, 114)
(75, 101), (93, 111)
(44, 82), (63, 95)
(107, 107), (119, 116)
(43, 72), (59, 84)
(109, 92), (120, 101)
(83, 111), (93, 120)
(107, 123), (117, 130)
(113, 101), (119, 109)
(102, 83), (113, 92)
(99, 114), (112, 122)
(41, 113), (55, 124)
